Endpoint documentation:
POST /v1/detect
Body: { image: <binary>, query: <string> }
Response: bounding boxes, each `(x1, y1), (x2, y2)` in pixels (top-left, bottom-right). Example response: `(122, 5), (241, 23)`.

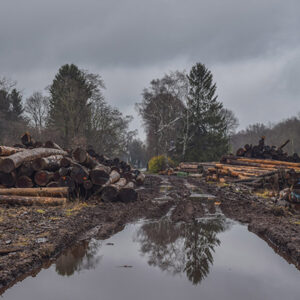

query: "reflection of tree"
(55, 239), (102, 276)
(135, 216), (229, 285)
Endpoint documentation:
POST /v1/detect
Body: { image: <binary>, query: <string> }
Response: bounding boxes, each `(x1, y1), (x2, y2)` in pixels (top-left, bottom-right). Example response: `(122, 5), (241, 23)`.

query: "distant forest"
(230, 116), (300, 155)
(1, 63), (299, 165)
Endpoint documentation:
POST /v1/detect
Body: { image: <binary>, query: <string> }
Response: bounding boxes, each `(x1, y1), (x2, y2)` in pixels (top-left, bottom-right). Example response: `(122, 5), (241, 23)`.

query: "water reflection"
(135, 216), (230, 285)
(55, 240), (102, 276)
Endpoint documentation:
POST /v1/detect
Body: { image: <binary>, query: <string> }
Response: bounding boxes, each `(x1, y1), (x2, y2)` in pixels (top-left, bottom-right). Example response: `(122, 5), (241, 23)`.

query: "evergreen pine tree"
(186, 63), (228, 161)
(9, 88), (24, 121)
(48, 64), (93, 147)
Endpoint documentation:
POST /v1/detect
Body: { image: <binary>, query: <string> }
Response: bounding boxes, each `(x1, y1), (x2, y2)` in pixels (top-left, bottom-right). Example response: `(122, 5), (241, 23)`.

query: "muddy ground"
(1, 175), (300, 293)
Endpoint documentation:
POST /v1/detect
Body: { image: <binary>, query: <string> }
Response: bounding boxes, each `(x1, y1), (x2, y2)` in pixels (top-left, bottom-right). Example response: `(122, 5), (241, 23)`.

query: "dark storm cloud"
(0, 0), (300, 136)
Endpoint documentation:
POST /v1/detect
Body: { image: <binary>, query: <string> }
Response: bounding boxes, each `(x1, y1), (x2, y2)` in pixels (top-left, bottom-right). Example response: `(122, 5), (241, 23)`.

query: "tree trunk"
(34, 170), (54, 186)
(0, 172), (16, 187)
(16, 176), (33, 188)
(0, 195), (67, 206)
(0, 187), (69, 197)
(32, 155), (63, 171)
(0, 148), (67, 173)
(90, 164), (111, 186)
(0, 146), (24, 156)
(109, 170), (120, 184)
(44, 140), (63, 150)
(73, 148), (98, 169)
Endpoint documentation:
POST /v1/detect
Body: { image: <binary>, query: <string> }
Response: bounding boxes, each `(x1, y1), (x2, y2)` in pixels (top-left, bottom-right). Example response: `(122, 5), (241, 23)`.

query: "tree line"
(231, 115), (300, 155)
(0, 64), (140, 163)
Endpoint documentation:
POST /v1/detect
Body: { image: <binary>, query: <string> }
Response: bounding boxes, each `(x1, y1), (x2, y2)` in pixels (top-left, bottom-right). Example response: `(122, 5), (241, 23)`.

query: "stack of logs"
(236, 137), (300, 162)
(206, 156), (300, 189)
(0, 133), (145, 206)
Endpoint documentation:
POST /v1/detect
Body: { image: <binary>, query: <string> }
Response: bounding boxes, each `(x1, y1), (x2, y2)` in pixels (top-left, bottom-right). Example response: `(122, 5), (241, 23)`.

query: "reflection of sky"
(3, 221), (300, 300)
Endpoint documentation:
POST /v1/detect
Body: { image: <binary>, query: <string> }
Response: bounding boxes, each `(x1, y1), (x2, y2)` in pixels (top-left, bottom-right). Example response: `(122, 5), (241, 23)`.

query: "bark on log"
(0, 146), (24, 156)
(0, 148), (67, 173)
(34, 171), (54, 186)
(0, 187), (69, 197)
(32, 155), (63, 171)
(59, 176), (75, 190)
(17, 162), (34, 177)
(0, 195), (67, 206)
(135, 173), (145, 185)
(73, 148), (98, 169)
(16, 176), (33, 188)
(47, 181), (60, 188)
(58, 167), (69, 177)
(60, 157), (72, 168)
(109, 170), (120, 184)
(83, 180), (93, 190)
(44, 140), (63, 150)
(90, 164), (111, 186)
(118, 187), (138, 203)
(70, 164), (89, 184)
(21, 132), (35, 147)
(101, 186), (119, 202)
(0, 172), (16, 187)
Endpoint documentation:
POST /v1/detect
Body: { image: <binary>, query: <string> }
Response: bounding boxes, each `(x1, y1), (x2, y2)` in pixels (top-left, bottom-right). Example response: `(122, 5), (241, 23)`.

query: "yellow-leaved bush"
(148, 155), (175, 173)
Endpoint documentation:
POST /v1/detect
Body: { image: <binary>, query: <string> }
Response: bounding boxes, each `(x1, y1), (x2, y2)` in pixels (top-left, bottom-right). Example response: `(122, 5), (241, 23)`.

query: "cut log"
(32, 155), (63, 171)
(114, 178), (127, 188)
(278, 140), (290, 150)
(60, 157), (72, 168)
(58, 167), (69, 177)
(135, 173), (145, 185)
(90, 164), (111, 186)
(0, 187), (69, 197)
(47, 181), (60, 188)
(0, 146), (24, 156)
(73, 148), (98, 169)
(0, 195), (67, 206)
(118, 187), (138, 203)
(0, 148), (67, 173)
(16, 176), (33, 188)
(59, 176), (75, 190)
(53, 171), (61, 182)
(70, 164), (89, 184)
(44, 140), (63, 150)
(101, 185), (119, 202)
(0, 172), (16, 187)
(21, 132), (35, 147)
(109, 170), (120, 184)
(17, 162), (34, 177)
(83, 180), (93, 190)
(34, 171), (54, 186)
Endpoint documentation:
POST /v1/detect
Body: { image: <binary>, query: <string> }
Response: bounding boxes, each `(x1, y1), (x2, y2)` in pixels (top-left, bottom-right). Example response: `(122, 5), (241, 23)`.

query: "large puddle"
(2, 213), (300, 300)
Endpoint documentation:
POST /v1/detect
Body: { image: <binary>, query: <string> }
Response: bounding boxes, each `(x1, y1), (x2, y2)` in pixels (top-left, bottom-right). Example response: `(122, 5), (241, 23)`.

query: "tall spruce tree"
(48, 64), (93, 147)
(9, 88), (24, 121)
(185, 63), (228, 161)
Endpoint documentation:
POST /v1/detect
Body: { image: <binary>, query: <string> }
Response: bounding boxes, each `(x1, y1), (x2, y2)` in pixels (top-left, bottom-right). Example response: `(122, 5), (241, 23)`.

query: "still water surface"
(2, 215), (300, 300)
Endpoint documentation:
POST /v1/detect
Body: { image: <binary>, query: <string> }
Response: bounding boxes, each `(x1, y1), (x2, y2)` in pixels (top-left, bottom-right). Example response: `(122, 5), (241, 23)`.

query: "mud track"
(1, 175), (300, 293)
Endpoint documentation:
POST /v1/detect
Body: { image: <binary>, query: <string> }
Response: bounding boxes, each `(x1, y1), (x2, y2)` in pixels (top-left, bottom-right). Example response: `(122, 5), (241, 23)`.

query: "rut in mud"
(2, 178), (300, 300)
(1, 175), (300, 298)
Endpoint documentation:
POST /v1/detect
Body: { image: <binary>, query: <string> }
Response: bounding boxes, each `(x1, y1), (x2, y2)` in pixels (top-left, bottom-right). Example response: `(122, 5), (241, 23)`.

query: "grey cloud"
(0, 0), (300, 136)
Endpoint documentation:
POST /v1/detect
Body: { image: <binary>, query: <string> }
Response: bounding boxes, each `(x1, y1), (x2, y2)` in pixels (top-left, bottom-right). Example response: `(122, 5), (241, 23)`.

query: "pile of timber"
(235, 137), (300, 162)
(177, 162), (217, 174)
(205, 156), (300, 190)
(0, 133), (145, 206)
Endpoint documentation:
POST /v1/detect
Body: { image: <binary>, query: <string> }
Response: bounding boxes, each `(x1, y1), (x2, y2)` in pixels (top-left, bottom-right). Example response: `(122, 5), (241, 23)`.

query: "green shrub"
(148, 155), (175, 173)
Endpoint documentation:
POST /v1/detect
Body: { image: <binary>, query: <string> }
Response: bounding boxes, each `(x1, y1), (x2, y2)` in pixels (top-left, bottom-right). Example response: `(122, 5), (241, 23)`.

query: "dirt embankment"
(1, 175), (300, 293)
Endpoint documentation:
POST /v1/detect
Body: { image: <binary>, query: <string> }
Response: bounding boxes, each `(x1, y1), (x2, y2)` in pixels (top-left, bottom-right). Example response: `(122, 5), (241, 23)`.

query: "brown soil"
(1, 174), (300, 293)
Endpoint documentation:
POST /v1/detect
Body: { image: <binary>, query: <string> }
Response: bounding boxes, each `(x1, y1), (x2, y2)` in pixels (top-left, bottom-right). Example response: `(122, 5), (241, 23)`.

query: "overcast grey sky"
(1, 0), (299, 139)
